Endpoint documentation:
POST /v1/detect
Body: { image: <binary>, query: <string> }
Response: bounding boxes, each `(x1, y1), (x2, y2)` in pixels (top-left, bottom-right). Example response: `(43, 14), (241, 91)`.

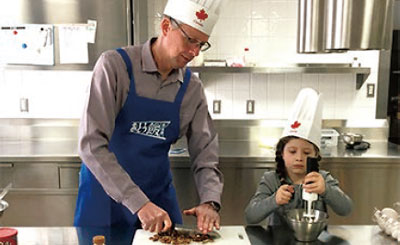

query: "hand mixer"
(302, 157), (319, 219)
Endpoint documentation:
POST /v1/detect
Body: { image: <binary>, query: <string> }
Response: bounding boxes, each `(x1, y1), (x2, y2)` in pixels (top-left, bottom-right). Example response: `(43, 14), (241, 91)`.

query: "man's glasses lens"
(171, 18), (211, 52)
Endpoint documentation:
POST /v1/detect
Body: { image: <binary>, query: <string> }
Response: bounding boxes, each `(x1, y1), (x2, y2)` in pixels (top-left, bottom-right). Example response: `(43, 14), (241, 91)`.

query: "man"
(74, 0), (225, 236)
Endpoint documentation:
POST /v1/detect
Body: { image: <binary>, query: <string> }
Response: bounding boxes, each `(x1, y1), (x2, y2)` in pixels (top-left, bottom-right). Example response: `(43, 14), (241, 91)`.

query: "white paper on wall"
(57, 21), (97, 64)
(87, 19), (97, 44)
(58, 24), (90, 64)
(0, 24), (55, 65)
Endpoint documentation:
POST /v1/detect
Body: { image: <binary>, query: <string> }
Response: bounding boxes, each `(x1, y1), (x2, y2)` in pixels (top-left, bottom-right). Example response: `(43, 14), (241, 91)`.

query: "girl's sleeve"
(320, 172), (353, 216)
(245, 172), (280, 224)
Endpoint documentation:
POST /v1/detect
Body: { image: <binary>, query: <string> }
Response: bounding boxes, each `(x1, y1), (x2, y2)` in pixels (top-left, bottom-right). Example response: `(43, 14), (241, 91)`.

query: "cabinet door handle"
(0, 163), (14, 168)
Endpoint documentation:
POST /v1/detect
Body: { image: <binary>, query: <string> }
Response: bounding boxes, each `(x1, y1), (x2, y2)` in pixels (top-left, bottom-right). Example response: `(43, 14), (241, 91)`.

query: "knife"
(173, 223), (221, 238)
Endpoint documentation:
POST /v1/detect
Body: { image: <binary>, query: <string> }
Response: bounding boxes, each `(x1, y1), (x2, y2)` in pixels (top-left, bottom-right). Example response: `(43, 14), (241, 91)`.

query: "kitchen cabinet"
(172, 159), (275, 225)
(218, 166), (273, 225)
(0, 159), (274, 226)
(0, 163), (13, 187)
(189, 65), (371, 89)
(0, 162), (59, 189)
(1, 158), (276, 226)
(3, 191), (77, 226)
(0, 161), (80, 226)
(59, 165), (80, 189)
(321, 160), (400, 225)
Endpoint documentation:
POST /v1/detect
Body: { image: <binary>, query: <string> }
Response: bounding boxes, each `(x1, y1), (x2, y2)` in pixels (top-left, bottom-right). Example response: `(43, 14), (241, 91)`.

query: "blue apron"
(74, 48), (191, 228)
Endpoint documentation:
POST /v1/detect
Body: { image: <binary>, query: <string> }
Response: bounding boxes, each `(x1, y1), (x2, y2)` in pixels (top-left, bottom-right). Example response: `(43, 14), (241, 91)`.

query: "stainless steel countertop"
(246, 225), (396, 245)
(0, 140), (399, 163)
(7, 225), (397, 245)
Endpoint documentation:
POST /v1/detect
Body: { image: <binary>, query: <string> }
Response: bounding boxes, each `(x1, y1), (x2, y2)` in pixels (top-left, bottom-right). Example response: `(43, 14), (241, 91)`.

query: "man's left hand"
(183, 203), (220, 234)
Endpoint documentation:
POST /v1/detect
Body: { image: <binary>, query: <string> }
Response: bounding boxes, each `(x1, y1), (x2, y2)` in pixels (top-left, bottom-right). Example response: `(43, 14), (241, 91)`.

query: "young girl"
(245, 88), (352, 225)
(245, 135), (353, 225)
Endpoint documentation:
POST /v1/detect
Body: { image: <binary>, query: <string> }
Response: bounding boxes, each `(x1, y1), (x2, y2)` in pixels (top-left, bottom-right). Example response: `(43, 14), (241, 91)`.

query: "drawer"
(59, 166), (80, 188)
(13, 163), (59, 188)
(0, 163), (13, 187)
(2, 192), (77, 226)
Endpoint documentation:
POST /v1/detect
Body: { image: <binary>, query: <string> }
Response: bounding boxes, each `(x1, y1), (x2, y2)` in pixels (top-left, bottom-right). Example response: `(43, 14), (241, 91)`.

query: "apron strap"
(116, 48), (136, 94)
(116, 48), (133, 80)
(116, 47), (190, 106)
(174, 68), (191, 105)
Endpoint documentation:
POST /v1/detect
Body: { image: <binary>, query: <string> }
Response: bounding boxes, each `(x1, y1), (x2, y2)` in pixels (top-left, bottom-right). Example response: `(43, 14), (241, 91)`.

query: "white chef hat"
(281, 88), (323, 150)
(164, 0), (224, 36)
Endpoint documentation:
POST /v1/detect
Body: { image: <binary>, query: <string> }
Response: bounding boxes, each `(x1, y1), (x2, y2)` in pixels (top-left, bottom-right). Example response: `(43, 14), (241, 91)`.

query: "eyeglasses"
(170, 18), (211, 52)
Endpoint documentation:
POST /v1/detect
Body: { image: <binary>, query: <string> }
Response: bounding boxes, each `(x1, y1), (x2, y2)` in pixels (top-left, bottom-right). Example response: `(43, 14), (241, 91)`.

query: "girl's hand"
(303, 172), (325, 195)
(275, 184), (294, 205)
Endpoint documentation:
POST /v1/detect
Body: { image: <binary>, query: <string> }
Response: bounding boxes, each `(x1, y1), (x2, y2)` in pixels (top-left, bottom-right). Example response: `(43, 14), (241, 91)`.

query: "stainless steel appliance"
(0, 0), (133, 69)
(298, 0), (394, 53)
(388, 30), (400, 145)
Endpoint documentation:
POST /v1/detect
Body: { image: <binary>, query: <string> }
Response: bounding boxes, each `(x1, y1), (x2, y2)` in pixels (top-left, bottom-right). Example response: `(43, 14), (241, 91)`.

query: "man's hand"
(137, 201), (172, 233)
(183, 203), (220, 234)
(303, 172), (325, 195)
(275, 184), (294, 205)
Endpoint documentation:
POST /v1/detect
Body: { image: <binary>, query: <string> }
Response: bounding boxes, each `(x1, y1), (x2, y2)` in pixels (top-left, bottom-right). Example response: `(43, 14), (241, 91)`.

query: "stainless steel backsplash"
(214, 119), (388, 142)
(0, 118), (389, 142)
(0, 118), (79, 141)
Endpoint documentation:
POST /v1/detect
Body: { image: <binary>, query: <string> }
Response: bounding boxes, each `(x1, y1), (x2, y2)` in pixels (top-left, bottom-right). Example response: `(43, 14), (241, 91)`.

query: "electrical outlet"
(20, 98), (29, 112)
(246, 100), (255, 114)
(213, 100), (221, 114)
(367, 84), (375, 98)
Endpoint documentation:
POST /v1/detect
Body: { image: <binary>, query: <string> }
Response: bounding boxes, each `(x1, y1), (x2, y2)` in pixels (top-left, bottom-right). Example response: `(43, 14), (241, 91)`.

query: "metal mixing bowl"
(0, 199), (9, 217)
(284, 209), (328, 242)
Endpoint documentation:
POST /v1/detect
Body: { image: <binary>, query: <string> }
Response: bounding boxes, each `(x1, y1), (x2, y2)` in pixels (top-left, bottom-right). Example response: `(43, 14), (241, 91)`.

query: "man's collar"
(141, 38), (184, 83)
(141, 38), (158, 73)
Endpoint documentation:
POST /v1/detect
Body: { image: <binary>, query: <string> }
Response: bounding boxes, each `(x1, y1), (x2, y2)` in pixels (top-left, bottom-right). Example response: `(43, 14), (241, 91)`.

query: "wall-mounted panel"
(0, 24), (54, 65)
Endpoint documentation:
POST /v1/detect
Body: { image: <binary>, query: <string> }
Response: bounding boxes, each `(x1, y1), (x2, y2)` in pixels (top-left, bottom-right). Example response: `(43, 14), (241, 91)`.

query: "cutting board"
(132, 226), (251, 245)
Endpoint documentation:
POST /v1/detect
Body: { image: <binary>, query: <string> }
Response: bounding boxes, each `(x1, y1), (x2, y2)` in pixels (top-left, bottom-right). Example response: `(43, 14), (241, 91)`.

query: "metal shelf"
(3, 64), (94, 71)
(188, 65), (371, 89)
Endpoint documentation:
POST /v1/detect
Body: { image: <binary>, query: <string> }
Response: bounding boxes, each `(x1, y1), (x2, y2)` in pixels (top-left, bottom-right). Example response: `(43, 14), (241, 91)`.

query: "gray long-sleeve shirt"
(78, 38), (223, 215)
(245, 170), (353, 225)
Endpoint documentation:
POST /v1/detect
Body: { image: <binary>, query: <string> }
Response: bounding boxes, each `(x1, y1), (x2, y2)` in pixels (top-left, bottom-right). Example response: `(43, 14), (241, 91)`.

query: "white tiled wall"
(0, 0), (383, 124)
(203, 72), (359, 120)
(147, 0), (382, 122)
(0, 69), (91, 118)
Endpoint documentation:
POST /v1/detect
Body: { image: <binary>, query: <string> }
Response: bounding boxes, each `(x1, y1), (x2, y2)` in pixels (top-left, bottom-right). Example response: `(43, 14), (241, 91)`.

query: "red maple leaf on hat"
(291, 121), (301, 129)
(196, 9), (208, 21)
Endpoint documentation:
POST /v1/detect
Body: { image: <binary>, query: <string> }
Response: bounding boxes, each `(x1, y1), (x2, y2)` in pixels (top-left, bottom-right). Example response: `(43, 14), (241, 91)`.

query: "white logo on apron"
(130, 121), (171, 140)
